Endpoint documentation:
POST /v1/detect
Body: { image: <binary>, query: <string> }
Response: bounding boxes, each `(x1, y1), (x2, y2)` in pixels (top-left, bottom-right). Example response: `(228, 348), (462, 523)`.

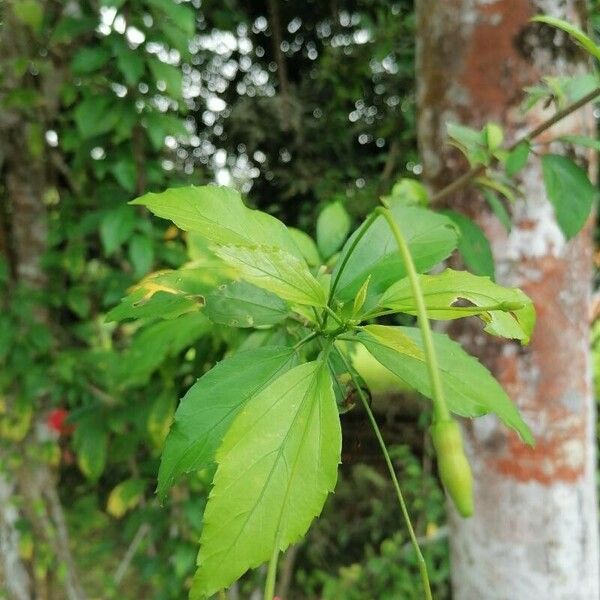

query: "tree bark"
(0, 4), (86, 599)
(416, 1), (599, 598)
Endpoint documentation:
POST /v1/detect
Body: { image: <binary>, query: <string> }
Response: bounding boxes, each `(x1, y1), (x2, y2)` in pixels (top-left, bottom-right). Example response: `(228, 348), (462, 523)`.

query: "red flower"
(46, 409), (74, 435)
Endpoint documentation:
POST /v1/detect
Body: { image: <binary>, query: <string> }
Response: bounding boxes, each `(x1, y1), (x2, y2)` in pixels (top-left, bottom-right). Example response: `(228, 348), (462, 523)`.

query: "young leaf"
(442, 211), (495, 279)
(332, 206), (458, 306)
(541, 154), (596, 239)
(192, 360), (341, 598)
(214, 244), (327, 307)
(205, 280), (289, 328)
(131, 186), (302, 258)
(380, 269), (535, 343)
(316, 201), (352, 259)
(157, 346), (297, 500)
(356, 326), (533, 445)
(532, 15), (600, 60)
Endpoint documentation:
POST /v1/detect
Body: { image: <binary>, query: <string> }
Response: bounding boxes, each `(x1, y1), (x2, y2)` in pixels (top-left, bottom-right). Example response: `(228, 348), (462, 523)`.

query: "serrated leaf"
(158, 346), (297, 500)
(357, 326), (533, 444)
(332, 206), (458, 307)
(192, 360), (341, 597)
(380, 269), (535, 343)
(505, 141), (530, 176)
(205, 280), (288, 328)
(106, 264), (231, 322)
(442, 210), (495, 279)
(131, 186), (302, 258)
(214, 245), (326, 307)
(316, 201), (351, 259)
(541, 154), (596, 239)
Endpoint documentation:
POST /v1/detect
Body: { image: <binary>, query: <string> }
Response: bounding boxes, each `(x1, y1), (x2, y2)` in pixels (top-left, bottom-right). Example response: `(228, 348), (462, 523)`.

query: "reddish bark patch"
(459, 1), (536, 120)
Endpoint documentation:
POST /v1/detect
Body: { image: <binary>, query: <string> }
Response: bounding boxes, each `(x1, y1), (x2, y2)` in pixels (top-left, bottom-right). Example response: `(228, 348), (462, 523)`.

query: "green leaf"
(205, 280), (288, 327)
(332, 206), (458, 306)
(106, 264), (231, 322)
(149, 59), (183, 98)
(558, 134), (600, 151)
(116, 313), (212, 388)
(71, 47), (111, 75)
(357, 326), (533, 444)
(131, 185), (302, 258)
(316, 201), (351, 259)
(383, 178), (429, 207)
(116, 45), (145, 86)
(532, 15), (600, 60)
(484, 123), (503, 151)
(541, 154), (596, 239)
(158, 346), (298, 500)
(214, 245), (326, 307)
(100, 205), (137, 255)
(73, 420), (108, 482)
(13, 0), (43, 33)
(193, 360), (341, 597)
(505, 141), (530, 176)
(380, 269), (535, 343)
(147, 0), (196, 36)
(74, 96), (120, 138)
(481, 188), (511, 232)
(443, 211), (495, 279)
(106, 479), (146, 518)
(128, 234), (154, 277)
(289, 228), (321, 267)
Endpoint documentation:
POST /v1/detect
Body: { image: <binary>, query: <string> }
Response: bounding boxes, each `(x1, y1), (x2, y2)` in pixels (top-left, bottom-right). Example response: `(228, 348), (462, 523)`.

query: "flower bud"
(430, 419), (473, 518)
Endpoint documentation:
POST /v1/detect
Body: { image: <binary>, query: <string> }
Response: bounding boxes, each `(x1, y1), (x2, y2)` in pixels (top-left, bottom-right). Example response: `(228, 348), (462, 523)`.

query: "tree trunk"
(0, 5), (86, 599)
(416, 1), (599, 598)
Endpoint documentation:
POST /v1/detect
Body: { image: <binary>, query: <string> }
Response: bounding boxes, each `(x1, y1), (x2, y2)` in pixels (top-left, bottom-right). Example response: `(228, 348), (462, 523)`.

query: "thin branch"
(113, 523), (150, 586)
(431, 86), (600, 203)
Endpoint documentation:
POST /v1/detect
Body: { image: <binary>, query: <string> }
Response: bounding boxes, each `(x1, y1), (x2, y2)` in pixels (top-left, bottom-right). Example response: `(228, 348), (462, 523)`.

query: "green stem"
(293, 331), (318, 351)
(323, 211), (380, 329)
(375, 207), (450, 423)
(264, 544), (279, 600)
(323, 305), (344, 326)
(334, 346), (433, 600)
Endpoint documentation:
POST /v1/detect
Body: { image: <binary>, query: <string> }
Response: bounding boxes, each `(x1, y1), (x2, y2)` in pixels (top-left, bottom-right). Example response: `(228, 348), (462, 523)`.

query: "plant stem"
(264, 543), (279, 600)
(293, 331), (318, 351)
(375, 207), (450, 423)
(334, 346), (433, 600)
(431, 86), (600, 203)
(364, 302), (523, 320)
(323, 211), (381, 330)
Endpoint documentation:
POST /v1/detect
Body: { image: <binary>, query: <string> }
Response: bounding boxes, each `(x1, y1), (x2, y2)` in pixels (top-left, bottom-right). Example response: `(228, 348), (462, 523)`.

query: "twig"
(431, 86), (600, 203)
(113, 523), (150, 586)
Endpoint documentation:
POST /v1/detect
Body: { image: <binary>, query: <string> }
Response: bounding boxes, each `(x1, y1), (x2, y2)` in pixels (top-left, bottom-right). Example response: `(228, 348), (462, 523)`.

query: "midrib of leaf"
(171, 351), (296, 474)
(204, 363), (324, 562)
(222, 247), (320, 300)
